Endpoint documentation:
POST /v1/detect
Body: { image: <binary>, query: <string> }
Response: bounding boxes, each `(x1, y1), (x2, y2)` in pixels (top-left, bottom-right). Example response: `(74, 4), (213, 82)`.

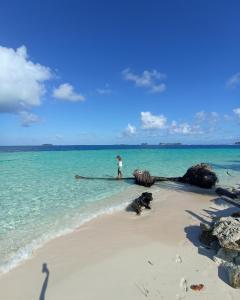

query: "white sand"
(0, 182), (240, 300)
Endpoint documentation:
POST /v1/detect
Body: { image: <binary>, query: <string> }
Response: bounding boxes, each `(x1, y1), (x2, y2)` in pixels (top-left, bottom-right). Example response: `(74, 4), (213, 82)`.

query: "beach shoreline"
(1, 183), (240, 300)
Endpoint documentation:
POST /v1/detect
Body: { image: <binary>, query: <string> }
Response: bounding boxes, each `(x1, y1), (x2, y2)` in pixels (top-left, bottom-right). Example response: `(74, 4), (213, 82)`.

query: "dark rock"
(199, 222), (218, 246)
(232, 212), (240, 218)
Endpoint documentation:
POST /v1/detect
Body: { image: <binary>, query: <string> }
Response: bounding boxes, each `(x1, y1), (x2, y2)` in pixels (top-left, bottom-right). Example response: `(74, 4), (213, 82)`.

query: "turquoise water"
(1, 146), (240, 273)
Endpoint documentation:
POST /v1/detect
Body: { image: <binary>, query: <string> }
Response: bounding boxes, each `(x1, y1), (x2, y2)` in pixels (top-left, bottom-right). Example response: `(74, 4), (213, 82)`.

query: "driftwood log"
(75, 163), (218, 189)
(216, 187), (238, 199)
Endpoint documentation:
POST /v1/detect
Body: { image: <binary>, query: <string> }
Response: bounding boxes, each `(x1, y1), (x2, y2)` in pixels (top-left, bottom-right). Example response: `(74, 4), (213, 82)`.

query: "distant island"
(139, 142), (182, 146)
(41, 144), (53, 147)
(159, 142), (182, 146)
(235, 142), (240, 145)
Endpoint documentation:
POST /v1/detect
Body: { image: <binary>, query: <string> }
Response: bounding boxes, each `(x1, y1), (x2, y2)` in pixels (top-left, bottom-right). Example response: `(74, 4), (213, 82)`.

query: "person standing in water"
(116, 155), (123, 179)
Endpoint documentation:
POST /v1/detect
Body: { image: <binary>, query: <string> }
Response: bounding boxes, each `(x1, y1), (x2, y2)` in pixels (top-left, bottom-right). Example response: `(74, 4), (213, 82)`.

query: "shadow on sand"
(154, 180), (216, 196)
(184, 197), (240, 286)
(39, 263), (50, 300)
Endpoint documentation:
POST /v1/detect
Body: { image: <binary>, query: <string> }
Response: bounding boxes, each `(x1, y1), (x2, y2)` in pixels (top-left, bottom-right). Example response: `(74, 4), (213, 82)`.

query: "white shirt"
(118, 161), (123, 168)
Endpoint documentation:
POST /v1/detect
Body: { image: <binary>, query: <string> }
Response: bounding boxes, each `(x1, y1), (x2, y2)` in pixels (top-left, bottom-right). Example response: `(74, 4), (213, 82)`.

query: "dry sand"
(0, 182), (240, 300)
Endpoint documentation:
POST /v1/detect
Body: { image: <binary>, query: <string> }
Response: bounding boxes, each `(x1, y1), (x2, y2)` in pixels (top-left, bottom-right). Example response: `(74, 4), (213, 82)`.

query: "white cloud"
(169, 121), (202, 135)
(53, 83), (85, 102)
(195, 111), (206, 122)
(210, 112), (219, 123)
(122, 68), (166, 93)
(96, 84), (112, 95)
(195, 111), (219, 124)
(0, 45), (52, 113)
(19, 111), (40, 127)
(141, 112), (167, 129)
(226, 73), (240, 89)
(223, 114), (232, 121)
(233, 107), (240, 118)
(123, 123), (136, 136)
(96, 88), (112, 95)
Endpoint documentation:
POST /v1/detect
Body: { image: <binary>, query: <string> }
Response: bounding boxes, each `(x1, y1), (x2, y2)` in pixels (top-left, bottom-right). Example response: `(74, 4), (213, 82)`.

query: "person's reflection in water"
(39, 263), (50, 300)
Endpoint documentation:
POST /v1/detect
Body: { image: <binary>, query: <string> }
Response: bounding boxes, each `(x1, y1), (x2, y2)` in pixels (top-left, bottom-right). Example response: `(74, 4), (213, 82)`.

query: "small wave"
(0, 199), (131, 275)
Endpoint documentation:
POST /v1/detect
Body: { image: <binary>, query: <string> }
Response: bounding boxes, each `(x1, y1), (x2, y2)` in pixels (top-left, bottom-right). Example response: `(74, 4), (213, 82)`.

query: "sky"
(0, 0), (240, 145)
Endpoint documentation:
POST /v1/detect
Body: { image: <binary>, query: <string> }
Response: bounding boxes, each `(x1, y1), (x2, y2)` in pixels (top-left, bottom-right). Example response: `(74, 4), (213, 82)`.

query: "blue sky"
(0, 0), (240, 145)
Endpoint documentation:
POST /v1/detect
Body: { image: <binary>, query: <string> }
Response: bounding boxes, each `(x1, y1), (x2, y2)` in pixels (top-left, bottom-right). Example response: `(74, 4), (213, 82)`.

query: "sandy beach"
(0, 182), (240, 300)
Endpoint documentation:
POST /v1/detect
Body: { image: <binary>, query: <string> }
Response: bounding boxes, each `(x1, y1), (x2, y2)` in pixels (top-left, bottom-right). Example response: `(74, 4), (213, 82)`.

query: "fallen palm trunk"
(132, 163), (218, 188)
(132, 169), (179, 187)
(75, 175), (133, 180)
(75, 163), (218, 189)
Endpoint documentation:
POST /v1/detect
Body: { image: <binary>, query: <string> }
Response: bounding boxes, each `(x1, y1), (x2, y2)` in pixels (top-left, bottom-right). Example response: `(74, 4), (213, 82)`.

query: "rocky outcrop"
(212, 217), (240, 251)
(213, 248), (240, 289)
(199, 222), (218, 247)
(199, 216), (240, 288)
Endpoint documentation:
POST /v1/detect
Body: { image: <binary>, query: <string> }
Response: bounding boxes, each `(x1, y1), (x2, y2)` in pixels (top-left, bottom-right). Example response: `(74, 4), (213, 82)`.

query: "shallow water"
(1, 145), (240, 272)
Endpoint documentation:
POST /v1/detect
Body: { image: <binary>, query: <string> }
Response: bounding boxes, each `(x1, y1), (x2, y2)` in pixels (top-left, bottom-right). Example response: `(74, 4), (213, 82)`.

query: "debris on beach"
(199, 216), (240, 288)
(178, 163), (218, 189)
(129, 192), (153, 215)
(133, 170), (155, 187)
(190, 284), (204, 291)
(75, 162), (219, 189)
(215, 187), (238, 199)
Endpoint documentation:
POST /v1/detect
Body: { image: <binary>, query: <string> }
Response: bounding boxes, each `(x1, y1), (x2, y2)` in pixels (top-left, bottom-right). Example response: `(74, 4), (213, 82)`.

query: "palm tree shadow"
(39, 263), (50, 300)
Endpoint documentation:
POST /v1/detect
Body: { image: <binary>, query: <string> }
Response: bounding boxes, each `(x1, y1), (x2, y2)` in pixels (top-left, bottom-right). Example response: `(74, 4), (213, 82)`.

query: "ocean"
(1, 145), (240, 273)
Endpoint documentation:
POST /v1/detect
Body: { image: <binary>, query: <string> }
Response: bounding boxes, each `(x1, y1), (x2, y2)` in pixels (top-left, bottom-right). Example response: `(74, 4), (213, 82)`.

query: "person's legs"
(118, 167), (122, 178)
(119, 168), (122, 178)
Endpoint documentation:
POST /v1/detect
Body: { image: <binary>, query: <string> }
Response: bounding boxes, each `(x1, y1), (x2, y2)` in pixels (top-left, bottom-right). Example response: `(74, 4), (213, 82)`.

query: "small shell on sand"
(180, 277), (188, 292)
(176, 254), (182, 263)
